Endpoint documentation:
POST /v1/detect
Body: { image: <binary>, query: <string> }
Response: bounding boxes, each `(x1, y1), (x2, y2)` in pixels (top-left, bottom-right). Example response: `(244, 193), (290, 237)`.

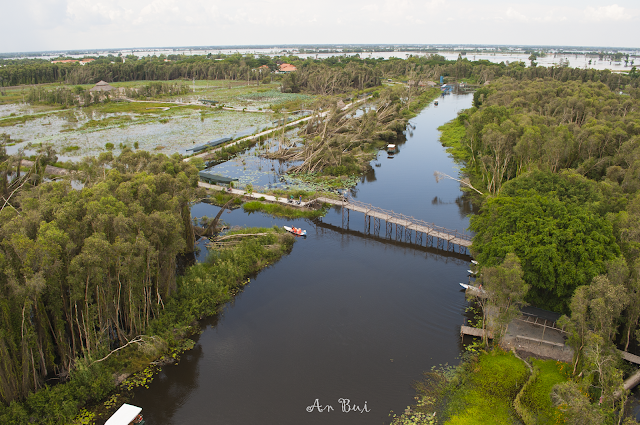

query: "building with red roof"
(278, 63), (297, 73)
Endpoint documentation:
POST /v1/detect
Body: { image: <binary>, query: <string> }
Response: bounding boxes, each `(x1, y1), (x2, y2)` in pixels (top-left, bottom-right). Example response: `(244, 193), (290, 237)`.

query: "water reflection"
(130, 94), (477, 425)
(455, 194), (480, 219)
(313, 219), (470, 261)
(130, 320), (209, 424)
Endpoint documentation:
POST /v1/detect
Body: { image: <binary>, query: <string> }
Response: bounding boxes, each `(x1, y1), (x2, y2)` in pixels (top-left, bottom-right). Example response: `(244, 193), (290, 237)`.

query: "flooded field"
(3, 107), (274, 158)
(0, 80), (315, 159)
(11, 48), (638, 72)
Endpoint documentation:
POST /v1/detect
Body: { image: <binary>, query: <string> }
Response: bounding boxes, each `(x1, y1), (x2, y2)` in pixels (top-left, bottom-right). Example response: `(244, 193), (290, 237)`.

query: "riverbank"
(0, 226), (295, 425)
(55, 92), (478, 425)
(258, 86), (442, 189)
(434, 78), (640, 424)
(390, 348), (570, 425)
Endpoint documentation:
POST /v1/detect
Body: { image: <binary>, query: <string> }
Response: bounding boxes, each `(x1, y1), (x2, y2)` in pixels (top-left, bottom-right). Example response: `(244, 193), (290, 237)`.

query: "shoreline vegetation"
(0, 148), (296, 424)
(390, 348), (571, 425)
(259, 86), (441, 179)
(242, 200), (328, 219)
(433, 74), (640, 424)
(2, 52), (639, 424)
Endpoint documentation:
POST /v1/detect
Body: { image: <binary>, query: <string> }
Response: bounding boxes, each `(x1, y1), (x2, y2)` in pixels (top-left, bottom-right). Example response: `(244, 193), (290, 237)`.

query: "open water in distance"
(16, 48), (637, 71)
(129, 93), (476, 425)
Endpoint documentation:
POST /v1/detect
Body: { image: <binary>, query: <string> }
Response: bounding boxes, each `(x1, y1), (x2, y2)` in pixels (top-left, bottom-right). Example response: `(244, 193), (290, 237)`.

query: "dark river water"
(130, 93), (476, 425)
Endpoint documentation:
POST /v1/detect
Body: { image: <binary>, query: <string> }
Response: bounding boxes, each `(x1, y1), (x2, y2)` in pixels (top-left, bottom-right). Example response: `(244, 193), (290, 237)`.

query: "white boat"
(105, 404), (145, 425)
(467, 269), (477, 275)
(284, 225), (306, 236)
(471, 260), (479, 265)
(459, 283), (486, 296)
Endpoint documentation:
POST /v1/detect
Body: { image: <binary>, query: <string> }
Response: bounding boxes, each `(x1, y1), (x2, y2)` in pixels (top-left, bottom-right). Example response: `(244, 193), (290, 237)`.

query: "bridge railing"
(343, 198), (473, 242)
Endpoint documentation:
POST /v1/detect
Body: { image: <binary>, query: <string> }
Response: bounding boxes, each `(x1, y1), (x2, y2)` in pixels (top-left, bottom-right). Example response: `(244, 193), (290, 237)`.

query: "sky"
(2, 0), (639, 53)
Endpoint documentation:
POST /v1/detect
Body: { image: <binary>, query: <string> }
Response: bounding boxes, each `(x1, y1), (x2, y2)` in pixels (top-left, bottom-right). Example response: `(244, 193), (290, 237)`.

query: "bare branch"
(434, 171), (483, 195)
(89, 336), (144, 366)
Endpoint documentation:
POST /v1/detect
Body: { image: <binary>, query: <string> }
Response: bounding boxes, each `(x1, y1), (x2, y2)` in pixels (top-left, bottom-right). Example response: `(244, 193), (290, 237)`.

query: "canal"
(130, 93), (476, 424)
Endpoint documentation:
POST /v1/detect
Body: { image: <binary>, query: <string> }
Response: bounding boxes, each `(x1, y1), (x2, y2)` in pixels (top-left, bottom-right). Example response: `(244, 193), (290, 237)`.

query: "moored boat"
(386, 144), (396, 153)
(105, 404), (145, 425)
(459, 282), (487, 296)
(284, 225), (307, 236)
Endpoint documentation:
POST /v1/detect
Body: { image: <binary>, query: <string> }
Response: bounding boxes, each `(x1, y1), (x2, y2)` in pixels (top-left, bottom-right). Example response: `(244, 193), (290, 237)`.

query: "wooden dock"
(620, 350), (640, 365)
(315, 197), (472, 254)
(460, 326), (493, 339)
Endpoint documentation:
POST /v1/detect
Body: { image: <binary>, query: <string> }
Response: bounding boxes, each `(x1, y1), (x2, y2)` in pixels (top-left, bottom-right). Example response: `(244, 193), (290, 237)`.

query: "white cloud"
(360, 0), (442, 24)
(505, 7), (528, 21)
(1, 0), (640, 53)
(584, 4), (630, 21)
(66, 0), (132, 25)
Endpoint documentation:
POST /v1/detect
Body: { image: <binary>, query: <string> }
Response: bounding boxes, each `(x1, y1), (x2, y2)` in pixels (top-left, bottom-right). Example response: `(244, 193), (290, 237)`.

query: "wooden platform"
(619, 350), (640, 365)
(316, 197), (472, 248)
(460, 326), (493, 339)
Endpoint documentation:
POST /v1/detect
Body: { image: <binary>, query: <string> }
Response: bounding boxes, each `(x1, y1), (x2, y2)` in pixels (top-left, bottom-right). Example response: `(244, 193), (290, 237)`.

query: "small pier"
(314, 196), (472, 254)
(460, 326), (492, 339)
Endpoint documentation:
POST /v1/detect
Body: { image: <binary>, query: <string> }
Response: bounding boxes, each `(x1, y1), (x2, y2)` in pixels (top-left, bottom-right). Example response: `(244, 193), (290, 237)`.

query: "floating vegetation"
(71, 409), (95, 425)
(235, 90), (312, 109)
(243, 200), (328, 219)
(286, 172), (361, 190)
(2, 109), (272, 158)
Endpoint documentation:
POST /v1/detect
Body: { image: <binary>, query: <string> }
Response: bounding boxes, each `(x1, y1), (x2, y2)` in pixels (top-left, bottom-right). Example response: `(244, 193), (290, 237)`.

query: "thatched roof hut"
(90, 81), (115, 92)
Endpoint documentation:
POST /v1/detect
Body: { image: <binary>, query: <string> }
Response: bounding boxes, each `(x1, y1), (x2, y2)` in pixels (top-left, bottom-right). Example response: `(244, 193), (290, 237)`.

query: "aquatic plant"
(243, 200), (328, 219)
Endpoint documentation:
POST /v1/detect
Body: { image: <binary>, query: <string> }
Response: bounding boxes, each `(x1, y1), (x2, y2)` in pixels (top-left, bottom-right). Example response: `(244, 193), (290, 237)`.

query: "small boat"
(471, 260), (479, 265)
(434, 101), (438, 106)
(386, 144), (396, 153)
(467, 269), (477, 275)
(284, 226), (306, 236)
(460, 283), (486, 296)
(105, 404), (145, 425)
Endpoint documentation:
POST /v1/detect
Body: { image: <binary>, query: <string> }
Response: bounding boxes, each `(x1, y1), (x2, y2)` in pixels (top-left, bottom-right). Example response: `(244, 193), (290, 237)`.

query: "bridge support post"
(342, 207), (349, 229)
(385, 221), (392, 239)
(324, 197), (471, 254)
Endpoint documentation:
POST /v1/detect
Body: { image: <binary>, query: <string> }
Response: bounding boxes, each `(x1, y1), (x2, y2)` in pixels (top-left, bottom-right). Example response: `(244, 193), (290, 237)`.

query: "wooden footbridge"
(314, 196), (472, 254)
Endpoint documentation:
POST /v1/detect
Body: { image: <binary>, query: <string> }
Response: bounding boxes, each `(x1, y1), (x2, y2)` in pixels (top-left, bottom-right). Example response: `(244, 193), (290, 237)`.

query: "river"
(129, 93), (476, 425)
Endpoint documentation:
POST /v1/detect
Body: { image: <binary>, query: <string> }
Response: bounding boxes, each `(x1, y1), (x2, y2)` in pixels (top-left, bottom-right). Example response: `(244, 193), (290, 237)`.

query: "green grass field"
(517, 359), (569, 424)
(444, 350), (530, 425)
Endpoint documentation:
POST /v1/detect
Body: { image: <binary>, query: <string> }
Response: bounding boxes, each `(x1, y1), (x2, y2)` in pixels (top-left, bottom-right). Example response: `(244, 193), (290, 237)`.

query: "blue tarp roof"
(187, 136), (233, 152)
(198, 171), (239, 185)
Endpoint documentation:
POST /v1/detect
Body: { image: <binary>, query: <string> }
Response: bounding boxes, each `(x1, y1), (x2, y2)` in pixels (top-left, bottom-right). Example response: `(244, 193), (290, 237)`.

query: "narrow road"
(198, 181), (322, 207)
